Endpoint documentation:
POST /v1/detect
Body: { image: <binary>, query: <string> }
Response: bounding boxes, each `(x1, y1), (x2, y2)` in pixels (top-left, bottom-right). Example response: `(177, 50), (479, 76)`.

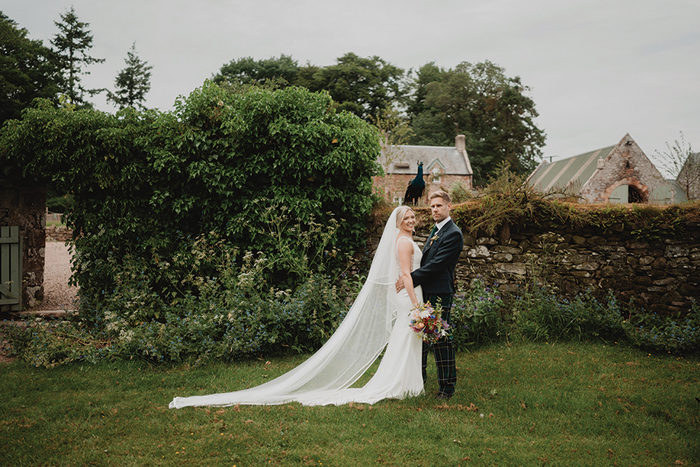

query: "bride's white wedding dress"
(169, 208), (424, 408)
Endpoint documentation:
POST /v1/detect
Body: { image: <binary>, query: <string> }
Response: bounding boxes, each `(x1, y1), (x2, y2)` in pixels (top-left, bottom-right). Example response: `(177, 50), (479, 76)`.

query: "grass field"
(1, 341), (698, 466)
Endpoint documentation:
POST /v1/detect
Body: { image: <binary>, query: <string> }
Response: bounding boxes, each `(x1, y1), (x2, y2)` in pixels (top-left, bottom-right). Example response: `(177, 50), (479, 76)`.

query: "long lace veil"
(169, 207), (404, 408)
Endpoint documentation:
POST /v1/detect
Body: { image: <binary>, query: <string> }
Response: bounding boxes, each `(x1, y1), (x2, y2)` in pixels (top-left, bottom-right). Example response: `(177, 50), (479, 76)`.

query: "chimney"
(455, 135), (466, 152)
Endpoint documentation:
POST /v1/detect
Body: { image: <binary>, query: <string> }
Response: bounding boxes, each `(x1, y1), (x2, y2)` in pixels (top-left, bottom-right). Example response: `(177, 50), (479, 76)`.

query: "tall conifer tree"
(51, 6), (105, 106)
(107, 43), (153, 110)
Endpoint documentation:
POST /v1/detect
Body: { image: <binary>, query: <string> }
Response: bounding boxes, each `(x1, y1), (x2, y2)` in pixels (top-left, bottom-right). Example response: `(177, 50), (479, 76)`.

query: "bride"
(169, 206), (424, 408)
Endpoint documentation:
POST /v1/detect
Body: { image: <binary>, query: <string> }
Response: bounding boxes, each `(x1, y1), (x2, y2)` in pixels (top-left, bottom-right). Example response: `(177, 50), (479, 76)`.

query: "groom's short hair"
(428, 190), (451, 204)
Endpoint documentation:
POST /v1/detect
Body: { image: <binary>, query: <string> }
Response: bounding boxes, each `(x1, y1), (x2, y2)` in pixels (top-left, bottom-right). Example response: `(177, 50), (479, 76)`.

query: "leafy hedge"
(0, 82), (380, 324)
(449, 163), (700, 241)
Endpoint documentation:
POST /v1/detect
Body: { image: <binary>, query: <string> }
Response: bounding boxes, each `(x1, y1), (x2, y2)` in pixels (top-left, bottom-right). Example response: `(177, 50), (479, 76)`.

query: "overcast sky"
(2, 0), (699, 171)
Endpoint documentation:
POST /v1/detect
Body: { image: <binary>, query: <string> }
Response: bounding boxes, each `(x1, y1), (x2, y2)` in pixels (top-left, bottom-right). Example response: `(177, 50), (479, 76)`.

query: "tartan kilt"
(422, 294), (456, 396)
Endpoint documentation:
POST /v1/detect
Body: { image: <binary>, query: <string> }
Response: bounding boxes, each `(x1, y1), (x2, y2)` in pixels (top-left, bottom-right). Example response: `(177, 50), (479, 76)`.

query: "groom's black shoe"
(436, 393), (452, 400)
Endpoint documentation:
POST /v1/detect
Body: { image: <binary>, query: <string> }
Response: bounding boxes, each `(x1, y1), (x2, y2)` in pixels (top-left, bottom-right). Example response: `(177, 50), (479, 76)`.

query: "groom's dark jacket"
(411, 219), (464, 295)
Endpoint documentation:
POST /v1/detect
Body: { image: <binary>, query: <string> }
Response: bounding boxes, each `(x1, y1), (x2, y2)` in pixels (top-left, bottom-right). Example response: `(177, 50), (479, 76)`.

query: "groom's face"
(430, 197), (451, 223)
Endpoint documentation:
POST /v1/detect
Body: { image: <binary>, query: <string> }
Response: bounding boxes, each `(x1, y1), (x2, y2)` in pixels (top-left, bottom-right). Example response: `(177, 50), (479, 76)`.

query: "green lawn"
(1, 342), (698, 466)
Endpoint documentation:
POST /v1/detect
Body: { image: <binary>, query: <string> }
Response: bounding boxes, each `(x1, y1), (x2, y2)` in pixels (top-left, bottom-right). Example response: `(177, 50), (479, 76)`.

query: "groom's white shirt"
(436, 216), (452, 232)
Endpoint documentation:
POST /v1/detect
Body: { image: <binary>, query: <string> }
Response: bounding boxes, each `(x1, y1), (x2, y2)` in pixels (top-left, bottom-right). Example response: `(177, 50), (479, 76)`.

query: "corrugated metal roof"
(528, 145), (615, 193)
(383, 145), (472, 175)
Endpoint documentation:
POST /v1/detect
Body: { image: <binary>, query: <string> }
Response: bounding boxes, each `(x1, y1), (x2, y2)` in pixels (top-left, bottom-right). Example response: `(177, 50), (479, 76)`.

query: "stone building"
(527, 134), (687, 204)
(373, 135), (473, 204)
(0, 180), (46, 310)
(677, 152), (700, 201)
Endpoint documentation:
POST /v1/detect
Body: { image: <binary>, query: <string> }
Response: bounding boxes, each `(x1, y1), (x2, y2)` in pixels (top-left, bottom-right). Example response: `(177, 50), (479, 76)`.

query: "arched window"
(431, 166), (442, 183)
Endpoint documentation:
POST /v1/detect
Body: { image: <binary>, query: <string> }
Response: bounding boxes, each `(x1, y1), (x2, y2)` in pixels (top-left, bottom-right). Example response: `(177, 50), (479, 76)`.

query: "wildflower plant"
(622, 301), (700, 353)
(7, 208), (350, 368)
(512, 287), (625, 343)
(451, 278), (506, 349)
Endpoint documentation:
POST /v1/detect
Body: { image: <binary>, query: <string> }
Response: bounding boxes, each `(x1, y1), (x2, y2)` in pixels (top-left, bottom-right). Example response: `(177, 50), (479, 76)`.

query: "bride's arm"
(397, 238), (419, 306)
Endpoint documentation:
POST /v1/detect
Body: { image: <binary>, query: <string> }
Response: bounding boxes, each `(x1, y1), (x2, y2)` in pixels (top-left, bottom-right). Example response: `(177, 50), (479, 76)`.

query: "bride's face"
(400, 210), (416, 233)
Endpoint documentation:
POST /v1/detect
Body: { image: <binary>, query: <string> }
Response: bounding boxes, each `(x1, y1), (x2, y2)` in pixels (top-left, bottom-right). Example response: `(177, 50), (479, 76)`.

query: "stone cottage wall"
(367, 214), (700, 315)
(373, 174), (472, 204)
(0, 180), (46, 309)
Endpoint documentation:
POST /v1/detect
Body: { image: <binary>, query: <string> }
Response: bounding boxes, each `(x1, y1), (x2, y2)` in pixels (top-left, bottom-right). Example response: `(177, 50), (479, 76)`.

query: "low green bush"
(7, 274), (347, 368)
(512, 286), (625, 343)
(9, 268), (700, 368)
(451, 279), (506, 349)
(622, 302), (700, 353)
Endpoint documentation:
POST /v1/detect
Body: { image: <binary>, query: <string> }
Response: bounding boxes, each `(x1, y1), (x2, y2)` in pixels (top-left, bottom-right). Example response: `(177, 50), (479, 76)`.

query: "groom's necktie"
(427, 226), (437, 248)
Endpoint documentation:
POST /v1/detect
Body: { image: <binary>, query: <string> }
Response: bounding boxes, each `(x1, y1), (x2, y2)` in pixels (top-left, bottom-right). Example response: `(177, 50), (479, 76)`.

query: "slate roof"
(527, 145), (615, 193)
(383, 144), (473, 176)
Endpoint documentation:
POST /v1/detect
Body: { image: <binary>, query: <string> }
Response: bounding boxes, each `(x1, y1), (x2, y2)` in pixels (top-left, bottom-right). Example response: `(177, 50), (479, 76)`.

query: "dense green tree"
(51, 6), (105, 106)
(106, 43), (152, 110)
(0, 13), (60, 126)
(213, 54), (299, 88)
(213, 53), (405, 122)
(407, 60), (545, 181)
(300, 53), (405, 121)
(405, 62), (443, 118)
(0, 82), (380, 319)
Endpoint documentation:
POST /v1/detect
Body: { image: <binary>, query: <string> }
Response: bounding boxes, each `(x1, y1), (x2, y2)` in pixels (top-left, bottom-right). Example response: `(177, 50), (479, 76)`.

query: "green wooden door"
(0, 226), (22, 311)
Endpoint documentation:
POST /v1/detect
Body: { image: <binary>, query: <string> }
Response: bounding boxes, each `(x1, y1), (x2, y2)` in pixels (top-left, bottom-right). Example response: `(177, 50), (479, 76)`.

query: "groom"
(397, 190), (463, 399)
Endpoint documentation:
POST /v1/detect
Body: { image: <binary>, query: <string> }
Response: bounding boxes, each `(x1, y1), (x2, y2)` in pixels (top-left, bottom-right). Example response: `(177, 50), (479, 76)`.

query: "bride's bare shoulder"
(396, 235), (415, 252)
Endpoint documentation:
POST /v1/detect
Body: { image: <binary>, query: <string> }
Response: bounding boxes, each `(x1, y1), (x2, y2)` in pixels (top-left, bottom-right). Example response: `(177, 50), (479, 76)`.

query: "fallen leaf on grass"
(435, 403), (479, 412)
(463, 403), (478, 412)
(348, 402), (365, 411)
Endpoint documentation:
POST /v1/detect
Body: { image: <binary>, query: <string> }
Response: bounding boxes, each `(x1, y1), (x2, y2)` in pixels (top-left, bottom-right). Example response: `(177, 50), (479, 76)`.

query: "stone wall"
(0, 180), (46, 309)
(46, 225), (73, 242)
(368, 213), (700, 315)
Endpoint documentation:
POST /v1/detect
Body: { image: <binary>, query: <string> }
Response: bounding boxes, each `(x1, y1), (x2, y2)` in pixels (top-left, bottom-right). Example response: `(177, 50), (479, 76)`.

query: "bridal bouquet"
(409, 302), (450, 344)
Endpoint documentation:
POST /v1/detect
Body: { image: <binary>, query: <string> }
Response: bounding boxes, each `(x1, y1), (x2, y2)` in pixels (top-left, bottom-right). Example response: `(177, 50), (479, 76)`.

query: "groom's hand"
(395, 277), (405, 292)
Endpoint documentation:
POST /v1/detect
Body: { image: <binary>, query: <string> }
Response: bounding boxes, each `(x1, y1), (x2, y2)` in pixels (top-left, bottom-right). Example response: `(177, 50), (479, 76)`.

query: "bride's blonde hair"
(395, 206), (414, 229)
